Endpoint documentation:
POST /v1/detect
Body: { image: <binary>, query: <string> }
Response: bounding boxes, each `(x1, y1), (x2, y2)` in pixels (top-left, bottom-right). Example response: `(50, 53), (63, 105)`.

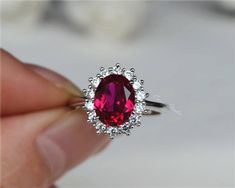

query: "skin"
(0, 49), (110, 188)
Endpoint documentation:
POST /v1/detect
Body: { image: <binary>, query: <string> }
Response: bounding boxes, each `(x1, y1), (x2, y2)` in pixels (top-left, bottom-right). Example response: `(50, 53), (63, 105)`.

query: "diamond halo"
(83, 63), (149, 139)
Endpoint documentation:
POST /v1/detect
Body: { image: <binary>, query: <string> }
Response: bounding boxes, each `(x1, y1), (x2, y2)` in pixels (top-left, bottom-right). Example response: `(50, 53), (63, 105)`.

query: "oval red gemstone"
(94, 74), (135, 127)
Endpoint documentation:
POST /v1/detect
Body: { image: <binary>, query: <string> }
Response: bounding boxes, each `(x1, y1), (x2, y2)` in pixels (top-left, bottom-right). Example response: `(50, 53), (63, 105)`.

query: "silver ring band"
(69, 97), (167, 116)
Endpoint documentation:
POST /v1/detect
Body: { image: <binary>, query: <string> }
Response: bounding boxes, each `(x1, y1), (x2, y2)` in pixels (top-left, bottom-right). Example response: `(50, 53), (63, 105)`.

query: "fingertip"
(1, 49), (76, 115)
(25, 64), (83, 97)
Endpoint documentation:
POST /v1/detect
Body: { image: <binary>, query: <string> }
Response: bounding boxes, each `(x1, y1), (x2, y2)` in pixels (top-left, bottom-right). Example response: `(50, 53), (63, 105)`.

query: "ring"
(69, 63), (167, 139)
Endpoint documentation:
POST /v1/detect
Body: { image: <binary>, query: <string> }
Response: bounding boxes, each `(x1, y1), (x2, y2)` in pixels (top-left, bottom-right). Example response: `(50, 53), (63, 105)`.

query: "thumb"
(2, 107), (109, 188)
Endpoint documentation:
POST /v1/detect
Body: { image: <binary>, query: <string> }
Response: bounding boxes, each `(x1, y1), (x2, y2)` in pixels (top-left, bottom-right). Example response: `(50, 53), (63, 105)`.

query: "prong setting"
(100, 67), (105, 71)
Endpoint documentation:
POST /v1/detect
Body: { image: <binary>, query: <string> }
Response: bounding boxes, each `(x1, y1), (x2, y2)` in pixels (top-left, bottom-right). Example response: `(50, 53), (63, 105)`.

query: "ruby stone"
(94, 74), (135, 127)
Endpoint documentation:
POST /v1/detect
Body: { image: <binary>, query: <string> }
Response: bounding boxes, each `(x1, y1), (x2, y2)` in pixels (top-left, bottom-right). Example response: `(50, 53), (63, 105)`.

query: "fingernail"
(26, 64), (83, 97)
(37, 110), (108, 179)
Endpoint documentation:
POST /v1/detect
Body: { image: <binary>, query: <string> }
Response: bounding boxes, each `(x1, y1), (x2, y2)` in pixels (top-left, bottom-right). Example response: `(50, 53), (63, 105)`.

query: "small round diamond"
(129, 114), (141, 127)
(101, 125), (106, 131)
(91, 77), (100, 88)
(86, 89), (95, 98)
(95, 122), (102, 129)
(88, 111), (97, 123)
(124, 70), (134, 80)
(101, 69), (110, 77)
(135, 102), (145, 114)
(95, 122), (106, 133)
(136, 90), (146, 101)
(113, 66), (122, 74)
(96, 123), (106, 134)
(96, 124), (106, 134)
(85, 100), (94, 111)
(133, 80), (141, 90)
(121, 123), (129, 130)
(106, 127), (118, 138)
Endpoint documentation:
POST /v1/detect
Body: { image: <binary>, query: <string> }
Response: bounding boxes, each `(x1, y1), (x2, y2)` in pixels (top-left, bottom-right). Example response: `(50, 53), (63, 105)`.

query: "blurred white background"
(1, 1), (235, 187)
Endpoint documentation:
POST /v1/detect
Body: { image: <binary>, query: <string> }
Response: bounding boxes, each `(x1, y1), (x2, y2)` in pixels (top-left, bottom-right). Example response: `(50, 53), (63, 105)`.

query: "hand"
(1, 49), (110, 188)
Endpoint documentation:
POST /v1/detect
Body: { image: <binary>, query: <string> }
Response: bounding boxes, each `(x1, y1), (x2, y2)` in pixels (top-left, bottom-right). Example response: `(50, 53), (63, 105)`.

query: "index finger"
(1, 49), (82, 116)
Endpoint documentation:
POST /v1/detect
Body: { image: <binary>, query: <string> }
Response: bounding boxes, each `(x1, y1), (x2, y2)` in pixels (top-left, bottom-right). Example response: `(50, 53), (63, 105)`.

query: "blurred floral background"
(1, 1), (235, 187)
